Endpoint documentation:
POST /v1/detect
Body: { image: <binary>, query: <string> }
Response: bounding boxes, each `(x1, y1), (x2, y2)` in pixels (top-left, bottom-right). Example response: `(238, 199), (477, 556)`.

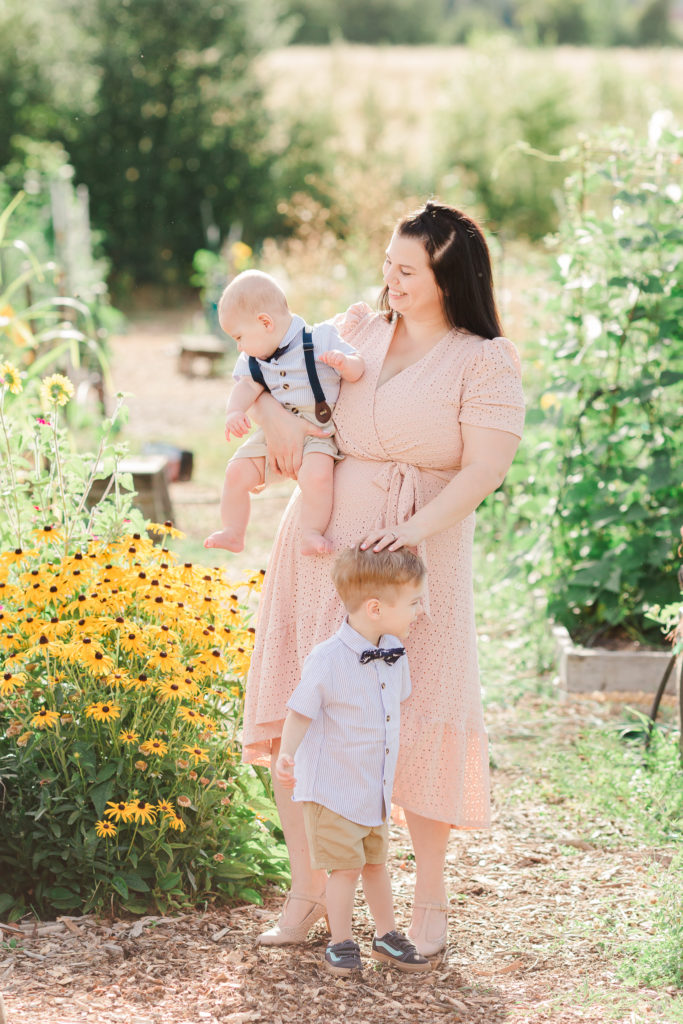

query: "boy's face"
(220, 307), (278, 360)
(375, 580), (425, 641)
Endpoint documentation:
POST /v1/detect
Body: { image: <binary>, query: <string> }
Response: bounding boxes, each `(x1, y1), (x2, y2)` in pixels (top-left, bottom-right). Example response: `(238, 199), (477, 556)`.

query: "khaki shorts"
(302, 801), (389, 871)
(230, 405), (342, 473)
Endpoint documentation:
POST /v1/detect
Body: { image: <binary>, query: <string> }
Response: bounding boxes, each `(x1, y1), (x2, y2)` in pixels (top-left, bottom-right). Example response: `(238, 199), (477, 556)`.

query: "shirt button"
(381, 683), (386, 689)
(385, 748), (389, 754)
(386, 715), (390, 722)
(280, 370), (286, 376)
(282, 383), (290, 389)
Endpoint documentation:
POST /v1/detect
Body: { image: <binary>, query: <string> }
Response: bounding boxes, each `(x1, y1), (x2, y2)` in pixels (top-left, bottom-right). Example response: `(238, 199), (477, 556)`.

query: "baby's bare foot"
(300, 531), (334, 556)
(204, 528), (245, 552)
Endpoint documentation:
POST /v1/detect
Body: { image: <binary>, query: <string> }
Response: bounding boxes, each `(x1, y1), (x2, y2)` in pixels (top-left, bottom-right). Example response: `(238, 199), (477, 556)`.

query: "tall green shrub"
(542, 119), (683, 643)
(63, 0), (286, 288)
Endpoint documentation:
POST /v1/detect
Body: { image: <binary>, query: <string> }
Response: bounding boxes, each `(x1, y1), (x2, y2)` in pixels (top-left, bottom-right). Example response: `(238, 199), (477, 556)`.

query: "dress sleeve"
(286, 647), (327, 720)
(459, 336), (525, 438)
(329, 302), (374, 343)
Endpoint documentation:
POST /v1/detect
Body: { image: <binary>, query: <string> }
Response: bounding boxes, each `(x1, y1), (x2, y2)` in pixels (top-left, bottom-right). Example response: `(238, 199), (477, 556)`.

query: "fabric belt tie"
(371, 460), (456, 618)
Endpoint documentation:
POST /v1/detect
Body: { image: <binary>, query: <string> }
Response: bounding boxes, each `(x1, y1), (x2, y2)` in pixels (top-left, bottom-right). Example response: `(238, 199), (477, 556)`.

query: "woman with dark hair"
(241, 200), (525, 956)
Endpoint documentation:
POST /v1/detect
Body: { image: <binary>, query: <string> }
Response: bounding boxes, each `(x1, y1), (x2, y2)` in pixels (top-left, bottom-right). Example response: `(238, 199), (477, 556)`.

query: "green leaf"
(0, 892), (15, 914)
(238, 888), (263, 905)
(90, 778), (115, 820)
(158, 870), (182, 892)
(120, 870), (150, 893)
(111, 876), (129, 900)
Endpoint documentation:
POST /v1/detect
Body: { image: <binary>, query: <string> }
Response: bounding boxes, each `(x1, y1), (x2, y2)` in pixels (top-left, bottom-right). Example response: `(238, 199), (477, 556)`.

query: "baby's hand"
(319, 349), (348, 372)
(225, 411), (251, 440)
(275, 753), (296, 789)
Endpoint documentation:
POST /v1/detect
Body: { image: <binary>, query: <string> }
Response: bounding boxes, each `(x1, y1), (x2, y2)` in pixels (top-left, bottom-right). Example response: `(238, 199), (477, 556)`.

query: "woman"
(241, 200), (524, 955)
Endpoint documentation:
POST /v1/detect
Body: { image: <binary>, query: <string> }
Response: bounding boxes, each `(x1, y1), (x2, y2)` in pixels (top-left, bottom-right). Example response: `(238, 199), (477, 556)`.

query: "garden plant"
(0, 199), (288, 919)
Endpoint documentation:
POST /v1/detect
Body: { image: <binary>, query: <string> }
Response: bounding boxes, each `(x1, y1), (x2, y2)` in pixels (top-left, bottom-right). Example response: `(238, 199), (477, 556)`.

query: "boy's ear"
(256, 312), (274, 330)
(365, 597), (381, 619)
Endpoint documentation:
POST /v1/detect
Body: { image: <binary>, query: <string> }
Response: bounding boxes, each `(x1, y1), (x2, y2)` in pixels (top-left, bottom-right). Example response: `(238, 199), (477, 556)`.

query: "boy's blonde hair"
(331, 543), (426, 613)
(218, 269), (289, 324)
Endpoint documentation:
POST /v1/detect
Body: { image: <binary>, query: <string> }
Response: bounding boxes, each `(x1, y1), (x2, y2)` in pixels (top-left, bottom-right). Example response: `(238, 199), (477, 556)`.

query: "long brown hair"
(379, 200), (503, 339)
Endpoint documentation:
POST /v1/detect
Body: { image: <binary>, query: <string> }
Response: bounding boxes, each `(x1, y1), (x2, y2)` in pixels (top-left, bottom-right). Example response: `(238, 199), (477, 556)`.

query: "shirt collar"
(265, 314), (305, 362)
(336, 618), (401, 656)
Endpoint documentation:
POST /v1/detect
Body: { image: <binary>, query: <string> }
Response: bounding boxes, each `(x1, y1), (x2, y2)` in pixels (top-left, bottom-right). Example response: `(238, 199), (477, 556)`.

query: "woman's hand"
(360, 520), (423, 553)
(252, 394), (328, 478)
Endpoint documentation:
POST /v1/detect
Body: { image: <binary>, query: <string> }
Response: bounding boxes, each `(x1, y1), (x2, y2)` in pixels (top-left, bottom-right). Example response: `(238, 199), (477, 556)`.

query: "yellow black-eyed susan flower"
(0, 360), (23, 394)
(0, 671), (27, 695)
(30, 708), (60, 729)
(182, 744), (209, 765)
(32, 524), (62, 543)
(118, 729), (139, 745)
(104, 800), (134, 822)
(166, 814), (186, 832)
(40, 373), (74, 407)
(85, 701), (121, 723)
(94, 819), (117, 839)
(128, 799), (157, 825)
(147, 521), (184, 539)
(156, 799), (175, 816)
(156, 678), (185, 702)
(177, 707), (205, 726)
(119, 630), (147, 656)
(139, 738), (168, 757)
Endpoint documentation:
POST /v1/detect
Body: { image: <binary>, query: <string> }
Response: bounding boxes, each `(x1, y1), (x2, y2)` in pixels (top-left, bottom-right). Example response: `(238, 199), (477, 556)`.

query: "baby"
(204, 271), (364, 556)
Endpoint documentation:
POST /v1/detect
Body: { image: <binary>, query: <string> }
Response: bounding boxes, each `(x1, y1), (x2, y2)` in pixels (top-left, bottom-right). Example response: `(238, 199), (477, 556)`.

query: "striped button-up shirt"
(287, 620), (412, 827)
(233, 314), (358, 410)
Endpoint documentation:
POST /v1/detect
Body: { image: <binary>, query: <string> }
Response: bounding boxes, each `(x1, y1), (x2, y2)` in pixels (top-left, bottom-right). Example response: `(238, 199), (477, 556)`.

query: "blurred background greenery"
(1, 0), (681, 295)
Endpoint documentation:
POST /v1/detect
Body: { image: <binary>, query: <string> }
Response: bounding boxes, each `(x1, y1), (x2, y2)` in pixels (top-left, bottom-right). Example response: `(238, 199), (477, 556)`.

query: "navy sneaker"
(371, 930), (431, 973)
(324, 939), (362, 976)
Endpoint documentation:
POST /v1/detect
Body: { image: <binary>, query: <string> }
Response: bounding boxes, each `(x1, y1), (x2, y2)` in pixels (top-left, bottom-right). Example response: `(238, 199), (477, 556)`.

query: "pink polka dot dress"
(241, 308), (525, 828)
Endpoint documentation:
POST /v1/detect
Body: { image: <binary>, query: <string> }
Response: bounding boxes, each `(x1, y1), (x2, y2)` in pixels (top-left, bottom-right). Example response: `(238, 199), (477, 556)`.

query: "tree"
(64, 0), (285, 287)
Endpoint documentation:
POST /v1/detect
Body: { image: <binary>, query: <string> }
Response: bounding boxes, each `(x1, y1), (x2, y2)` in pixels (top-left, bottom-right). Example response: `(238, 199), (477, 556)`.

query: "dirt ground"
(2, 311), (681, 1024)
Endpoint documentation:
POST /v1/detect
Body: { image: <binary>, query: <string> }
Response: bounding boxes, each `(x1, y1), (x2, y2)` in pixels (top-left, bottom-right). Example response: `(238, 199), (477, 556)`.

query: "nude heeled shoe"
(257, 893), (329, 946)
(408, 900), (448, 957)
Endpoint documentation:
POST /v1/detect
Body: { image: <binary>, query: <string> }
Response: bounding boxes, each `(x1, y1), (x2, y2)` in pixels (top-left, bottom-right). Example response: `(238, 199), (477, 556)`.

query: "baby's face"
(220, 307), (277, 360)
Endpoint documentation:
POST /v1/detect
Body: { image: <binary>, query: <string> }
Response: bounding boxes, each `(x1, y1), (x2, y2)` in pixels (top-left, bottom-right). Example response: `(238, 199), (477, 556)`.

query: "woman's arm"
(249, 391), (329, 478)
(361, 423), (520, 551)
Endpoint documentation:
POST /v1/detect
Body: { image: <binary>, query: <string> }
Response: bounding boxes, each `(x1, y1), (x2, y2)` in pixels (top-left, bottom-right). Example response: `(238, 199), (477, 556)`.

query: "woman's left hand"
(359, 521), (422, 553)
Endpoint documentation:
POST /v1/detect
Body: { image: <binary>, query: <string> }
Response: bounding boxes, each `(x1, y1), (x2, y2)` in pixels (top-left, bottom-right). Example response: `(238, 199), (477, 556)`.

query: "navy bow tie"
(360, 646), (405, 666)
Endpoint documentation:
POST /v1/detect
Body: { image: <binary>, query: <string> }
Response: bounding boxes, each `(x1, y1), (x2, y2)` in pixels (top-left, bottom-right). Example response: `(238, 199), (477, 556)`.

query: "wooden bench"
(87, 454), (174, 526)
(177, 335), (227, 378)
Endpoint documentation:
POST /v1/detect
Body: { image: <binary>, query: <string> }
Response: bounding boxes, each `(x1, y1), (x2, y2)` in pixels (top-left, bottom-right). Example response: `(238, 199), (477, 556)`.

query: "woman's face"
(382, 232), (443, 321)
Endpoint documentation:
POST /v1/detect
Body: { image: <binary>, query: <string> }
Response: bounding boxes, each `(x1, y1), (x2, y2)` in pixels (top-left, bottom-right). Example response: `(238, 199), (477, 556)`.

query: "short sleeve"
(286, 647), (328, 720)
(459, 336), (525, 438)
(312, 321), (359, 359)
(232, 351), (250, 382)
(329, 302), (374, 343)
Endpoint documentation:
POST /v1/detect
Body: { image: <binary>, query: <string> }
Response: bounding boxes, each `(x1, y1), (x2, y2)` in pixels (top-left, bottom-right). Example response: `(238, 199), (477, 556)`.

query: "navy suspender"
(302, 329), (333, 424)
(248, 328), (332, 425)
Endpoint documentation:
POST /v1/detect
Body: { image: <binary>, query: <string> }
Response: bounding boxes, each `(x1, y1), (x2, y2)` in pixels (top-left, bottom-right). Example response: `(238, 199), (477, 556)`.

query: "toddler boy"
(275, 544), (430, 976)
(204, 270), (364, 556)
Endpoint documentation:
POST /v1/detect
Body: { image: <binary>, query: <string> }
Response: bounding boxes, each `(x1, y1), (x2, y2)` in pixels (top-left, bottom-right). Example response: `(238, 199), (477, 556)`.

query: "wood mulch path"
(3, 689), (681, 1024)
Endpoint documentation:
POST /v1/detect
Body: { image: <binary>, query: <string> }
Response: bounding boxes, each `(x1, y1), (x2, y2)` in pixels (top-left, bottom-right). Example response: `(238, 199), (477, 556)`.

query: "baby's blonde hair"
(331, 543), (425, 613)
(218, 270), (289, 323)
